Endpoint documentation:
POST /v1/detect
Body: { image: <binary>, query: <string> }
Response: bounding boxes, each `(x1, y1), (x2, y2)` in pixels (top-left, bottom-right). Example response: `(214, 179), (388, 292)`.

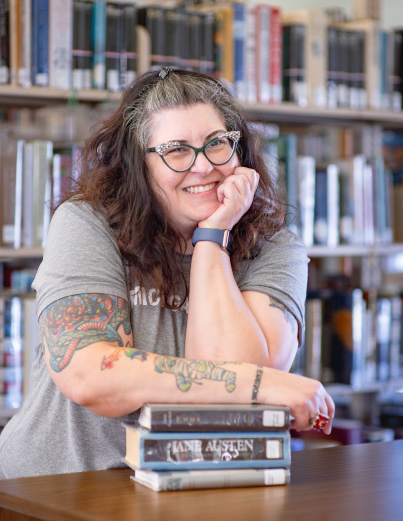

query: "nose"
(189, 150), (214, 175)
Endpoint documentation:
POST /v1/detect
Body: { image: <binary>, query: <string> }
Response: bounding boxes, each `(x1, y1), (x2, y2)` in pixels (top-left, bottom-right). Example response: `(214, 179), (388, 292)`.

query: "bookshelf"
(1, 1), (403, 433)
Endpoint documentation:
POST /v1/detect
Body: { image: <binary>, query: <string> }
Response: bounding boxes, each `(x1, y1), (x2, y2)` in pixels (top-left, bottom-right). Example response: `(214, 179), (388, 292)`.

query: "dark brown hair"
(63, 68), (286, 307)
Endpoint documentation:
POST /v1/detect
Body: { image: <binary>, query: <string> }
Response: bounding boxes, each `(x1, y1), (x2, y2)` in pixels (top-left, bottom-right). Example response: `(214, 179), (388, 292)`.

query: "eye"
(163, 145), (191, 156)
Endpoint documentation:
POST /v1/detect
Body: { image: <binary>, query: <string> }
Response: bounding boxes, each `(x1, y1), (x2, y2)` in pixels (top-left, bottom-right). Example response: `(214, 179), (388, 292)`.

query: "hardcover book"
(123, 423), (291, 471)
(131, 467), (290, 492)
(138, 403), (291, 432)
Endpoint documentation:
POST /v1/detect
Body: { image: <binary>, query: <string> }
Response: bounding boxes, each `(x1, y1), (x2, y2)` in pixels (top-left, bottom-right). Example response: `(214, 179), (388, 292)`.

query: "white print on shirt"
(130, 286), (189, 313)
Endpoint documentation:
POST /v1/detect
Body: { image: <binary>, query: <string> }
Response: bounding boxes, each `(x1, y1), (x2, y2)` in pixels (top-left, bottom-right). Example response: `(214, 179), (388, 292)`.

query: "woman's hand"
(198, 167), (259, 230)
(259, 369), (335, 435)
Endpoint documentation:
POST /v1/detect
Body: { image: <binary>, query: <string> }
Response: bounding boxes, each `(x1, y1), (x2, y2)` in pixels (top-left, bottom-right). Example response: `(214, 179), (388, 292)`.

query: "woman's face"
(146, 103), (240, 238)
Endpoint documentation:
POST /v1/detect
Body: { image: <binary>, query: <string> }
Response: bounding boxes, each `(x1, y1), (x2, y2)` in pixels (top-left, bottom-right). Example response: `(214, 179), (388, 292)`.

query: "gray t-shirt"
(0, 201), (308, 478)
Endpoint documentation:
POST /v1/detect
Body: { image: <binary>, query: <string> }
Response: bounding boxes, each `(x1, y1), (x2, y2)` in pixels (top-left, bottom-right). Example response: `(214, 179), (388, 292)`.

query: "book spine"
(326, 163), (340, 247)
(33, 0), (49, 86)
(32, 141), (53, 248)
(137, 431), (291, 470)
(132, 468), (290, 491)
(392, 31), (402, 111)
(245, 4), (256, 103)
(306, 12), (327, 107)
(313, 168), (328, 245)
(269, 7), (282, 104)
(72, 0), (92, 90)
(0, 0), (9, 83)
(22, 142), (34, 248)
(297, 155), (315, 247)
(49, 0), (72, 89)
(18, 0), (31, 87)
(336, 29), (349, 108)
(138, 6), (166, 71)
(105, 2), (122, 92)
(232, 3), (245, 100)
(8, 0), (18, 84)
(121, 3), (136, 88)
(144, 408), (291, 432)
(188, 10), (201, 72)
(0, 296), (23, 409)
(91, 0), (106, 89)
(200, 12), (214, 76)
(327, 26), (338, 107)
(256, 5), (270, 104)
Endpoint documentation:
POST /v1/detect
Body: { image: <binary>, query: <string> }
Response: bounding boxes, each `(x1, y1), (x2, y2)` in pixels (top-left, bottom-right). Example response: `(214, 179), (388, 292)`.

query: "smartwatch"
(192, 228), (232, 255)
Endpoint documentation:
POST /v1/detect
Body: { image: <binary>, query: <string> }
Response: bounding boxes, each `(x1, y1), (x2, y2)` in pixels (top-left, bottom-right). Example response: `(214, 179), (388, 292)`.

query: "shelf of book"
(0, 86), (402, 126)
(3, 244), (403, 262)
(245, 102), (403, 127)
(307, 243), (403, 258)
(0, 86), (121, 106)
(0, 248), (44, 261)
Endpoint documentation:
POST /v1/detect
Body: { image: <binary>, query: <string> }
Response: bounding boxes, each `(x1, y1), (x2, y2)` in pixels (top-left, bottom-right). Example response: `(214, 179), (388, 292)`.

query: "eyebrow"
(163, 129), (226, 145)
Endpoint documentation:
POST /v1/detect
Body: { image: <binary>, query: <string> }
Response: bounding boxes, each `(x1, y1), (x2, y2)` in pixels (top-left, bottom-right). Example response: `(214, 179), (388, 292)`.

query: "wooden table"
(0, 440), (402, 521)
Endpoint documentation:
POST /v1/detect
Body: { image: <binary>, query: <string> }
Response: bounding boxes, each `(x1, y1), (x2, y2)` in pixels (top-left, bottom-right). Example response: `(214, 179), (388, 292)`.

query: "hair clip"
(158, 67), (170, 79)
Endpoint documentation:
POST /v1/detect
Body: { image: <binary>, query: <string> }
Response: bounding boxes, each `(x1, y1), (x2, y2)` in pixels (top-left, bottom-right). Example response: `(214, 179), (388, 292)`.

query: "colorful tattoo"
(101, 347), (148, 370)
(269, 296), (296, 334)
(154, 356), (237, 392)
(42, 294), (132, 372)
(251, 366), (264, 403)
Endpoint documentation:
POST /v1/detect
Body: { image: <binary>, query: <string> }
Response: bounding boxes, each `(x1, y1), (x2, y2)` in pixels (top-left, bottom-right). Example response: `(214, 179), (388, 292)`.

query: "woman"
(0, 68), (334, 478)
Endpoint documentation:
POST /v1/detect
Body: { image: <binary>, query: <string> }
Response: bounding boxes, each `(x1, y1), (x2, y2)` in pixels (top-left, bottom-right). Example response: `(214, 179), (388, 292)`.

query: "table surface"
(0, 440), (402, 521)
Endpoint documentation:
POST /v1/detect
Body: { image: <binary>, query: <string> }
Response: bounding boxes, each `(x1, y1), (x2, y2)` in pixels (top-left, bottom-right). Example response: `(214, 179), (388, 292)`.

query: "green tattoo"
(269, 296), (296, 334)
(42, 294), (131, 372)
(154, 356), (237, 392)
(251, 366), (264, 403)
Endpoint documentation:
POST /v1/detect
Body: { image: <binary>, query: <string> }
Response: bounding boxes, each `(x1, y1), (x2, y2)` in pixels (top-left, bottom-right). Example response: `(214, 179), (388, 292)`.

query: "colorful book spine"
(32, 0), (49, 86)
(49, 0), (72, 89)
(232, 3), (246, 100)
(91, 0), (106, 89)
(138, 404), (291, 432)
(269, 6), (282, 104)
(131, 467), (290, 492)
(105, 2), (122, 92)
(124, 424), (291, 471)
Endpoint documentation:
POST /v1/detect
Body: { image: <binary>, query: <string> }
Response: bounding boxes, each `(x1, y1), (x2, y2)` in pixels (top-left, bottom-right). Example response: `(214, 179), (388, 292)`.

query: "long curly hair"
(62, 68), (286, 308)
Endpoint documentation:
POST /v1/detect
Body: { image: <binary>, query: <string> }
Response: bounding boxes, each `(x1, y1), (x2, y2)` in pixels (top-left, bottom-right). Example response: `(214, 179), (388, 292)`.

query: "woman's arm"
(42, 293), (334, 434)
(185, 167), (299, 369)
(185, 242), (298, 369)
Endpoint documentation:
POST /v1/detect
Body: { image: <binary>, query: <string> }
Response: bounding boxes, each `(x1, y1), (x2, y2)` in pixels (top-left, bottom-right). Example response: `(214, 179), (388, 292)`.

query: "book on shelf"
(333, 18), (381, 110)
(296, 155), (315, 248)
(281, 9), (328, 107)
(137, 5), (166, 72)
(104, 2), (122, 92)
(91, 0), (106, 89)
(0, 0), (9, 84)
(72, 0), (92, 90)
(18, 0), (32, 87)
(123, 423), (291, 471)
(49, 0), (72, 89)
(138, 403), (292, 432)
(31, 0), (49, 86)
(131, 467), (290, 492)
(0, 140), (24, 249)
(121, 3), (137, 88)
(282, 23), (306, 106)
(255, 4), (271, 104)
(9, 0), (19, 85)
(314, 163), (340, 247)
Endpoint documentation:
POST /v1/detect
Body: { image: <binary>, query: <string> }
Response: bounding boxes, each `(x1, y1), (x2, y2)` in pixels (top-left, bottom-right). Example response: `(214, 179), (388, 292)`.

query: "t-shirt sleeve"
(32, 201), (129, 317)
(235, 228), (309, 347)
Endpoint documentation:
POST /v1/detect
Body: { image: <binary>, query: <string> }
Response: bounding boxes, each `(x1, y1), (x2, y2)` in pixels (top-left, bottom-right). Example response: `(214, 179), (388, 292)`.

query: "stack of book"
(122, 403), (292, 492)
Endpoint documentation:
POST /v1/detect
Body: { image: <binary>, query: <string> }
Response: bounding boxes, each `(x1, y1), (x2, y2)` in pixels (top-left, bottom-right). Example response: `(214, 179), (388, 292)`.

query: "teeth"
(186, 182), (216, 194)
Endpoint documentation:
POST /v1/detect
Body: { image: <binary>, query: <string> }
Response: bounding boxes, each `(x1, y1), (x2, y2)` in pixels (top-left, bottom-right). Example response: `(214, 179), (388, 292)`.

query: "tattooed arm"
(41, 292), (333, 434)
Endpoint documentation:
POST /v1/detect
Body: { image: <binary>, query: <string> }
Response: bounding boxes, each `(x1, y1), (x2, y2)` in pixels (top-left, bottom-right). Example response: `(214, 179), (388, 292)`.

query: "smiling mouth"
(185, 182), (217, 194)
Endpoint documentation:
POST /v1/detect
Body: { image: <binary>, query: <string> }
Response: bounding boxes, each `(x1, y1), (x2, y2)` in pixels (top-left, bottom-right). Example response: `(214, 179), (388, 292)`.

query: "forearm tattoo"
(155, 357), (238, 393)
(269, 296), (296, 334)
(42, 294), (143, 372)
(251, 365), (264, 403)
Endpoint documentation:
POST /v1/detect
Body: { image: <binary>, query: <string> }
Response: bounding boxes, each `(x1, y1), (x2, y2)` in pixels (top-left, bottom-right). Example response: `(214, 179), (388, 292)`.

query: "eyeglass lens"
(162, 136), (237, 171)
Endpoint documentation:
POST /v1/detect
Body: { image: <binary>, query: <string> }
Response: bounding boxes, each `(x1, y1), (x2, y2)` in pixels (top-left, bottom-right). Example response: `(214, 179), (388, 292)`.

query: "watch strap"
(192, 228), (232, 255)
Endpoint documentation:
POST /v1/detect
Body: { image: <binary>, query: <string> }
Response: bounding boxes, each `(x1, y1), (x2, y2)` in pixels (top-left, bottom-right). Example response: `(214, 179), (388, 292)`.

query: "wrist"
(192, 227), (232, 255)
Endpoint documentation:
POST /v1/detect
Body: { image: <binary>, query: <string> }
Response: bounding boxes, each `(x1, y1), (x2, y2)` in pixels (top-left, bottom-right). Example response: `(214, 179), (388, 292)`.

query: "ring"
(310, 413), (329, 431)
